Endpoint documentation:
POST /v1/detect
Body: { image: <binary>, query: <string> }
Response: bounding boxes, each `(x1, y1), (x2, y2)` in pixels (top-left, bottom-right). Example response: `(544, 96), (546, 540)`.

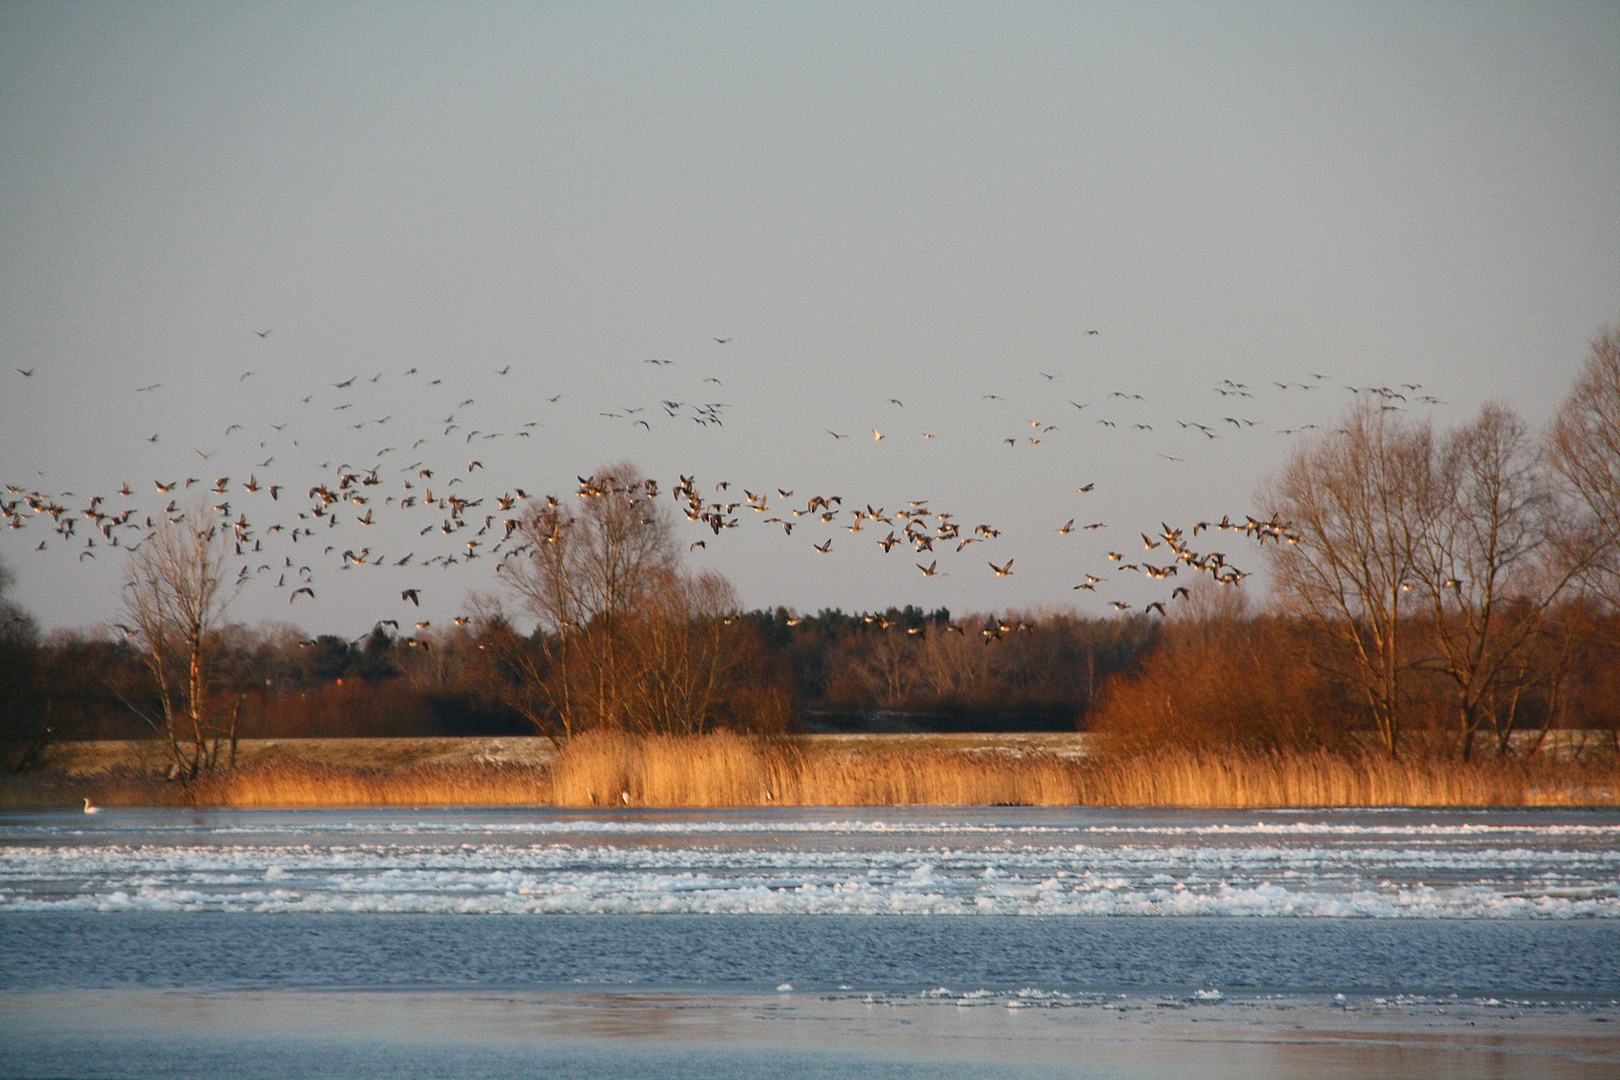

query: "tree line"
(0, 460), (1164, 768)
(1096, 325), (1620, 758)
(2, 325), (1617, 771)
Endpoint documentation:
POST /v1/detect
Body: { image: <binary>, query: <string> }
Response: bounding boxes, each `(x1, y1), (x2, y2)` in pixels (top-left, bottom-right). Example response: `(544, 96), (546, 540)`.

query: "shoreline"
(3, 733), (1615, 810)
(21, 732), (1097, 778)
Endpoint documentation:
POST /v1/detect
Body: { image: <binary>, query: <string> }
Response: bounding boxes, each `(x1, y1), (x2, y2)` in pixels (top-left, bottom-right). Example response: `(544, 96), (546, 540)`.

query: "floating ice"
(3, 809), (1616, 918)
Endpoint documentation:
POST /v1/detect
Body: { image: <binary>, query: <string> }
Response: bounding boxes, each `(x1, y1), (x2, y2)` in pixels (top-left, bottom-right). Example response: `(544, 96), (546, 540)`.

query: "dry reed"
(1075, 750), (1618, 808)
(544, 731), (1096, 807)
(215, 735), (1620, 809)
(10, 735), (1615, 809)
(189, 759), (549, 808)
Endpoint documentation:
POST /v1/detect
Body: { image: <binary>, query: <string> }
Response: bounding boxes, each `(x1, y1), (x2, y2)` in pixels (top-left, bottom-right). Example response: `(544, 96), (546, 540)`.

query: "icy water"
(2, 806), (1618, 1078)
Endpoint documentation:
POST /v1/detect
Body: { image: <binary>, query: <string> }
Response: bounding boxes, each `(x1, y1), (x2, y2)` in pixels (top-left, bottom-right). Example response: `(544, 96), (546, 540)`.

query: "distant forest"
(0, 603), (1158, 744)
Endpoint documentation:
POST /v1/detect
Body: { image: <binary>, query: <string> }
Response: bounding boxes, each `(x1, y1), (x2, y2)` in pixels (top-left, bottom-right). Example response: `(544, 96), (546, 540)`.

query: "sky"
(2, 2), (1617, 638)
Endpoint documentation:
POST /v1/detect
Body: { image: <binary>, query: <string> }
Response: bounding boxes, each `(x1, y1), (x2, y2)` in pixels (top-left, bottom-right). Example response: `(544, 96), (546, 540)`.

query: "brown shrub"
(1089, 614), (1353, 754)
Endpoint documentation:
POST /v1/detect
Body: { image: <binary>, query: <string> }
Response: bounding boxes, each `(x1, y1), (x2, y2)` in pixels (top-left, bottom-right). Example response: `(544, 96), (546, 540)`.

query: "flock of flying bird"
(4, 335), (1448, 639)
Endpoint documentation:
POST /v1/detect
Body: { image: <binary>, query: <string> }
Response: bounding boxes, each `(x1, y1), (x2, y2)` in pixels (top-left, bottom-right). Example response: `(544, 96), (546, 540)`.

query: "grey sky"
(2, 2), (1616, 636)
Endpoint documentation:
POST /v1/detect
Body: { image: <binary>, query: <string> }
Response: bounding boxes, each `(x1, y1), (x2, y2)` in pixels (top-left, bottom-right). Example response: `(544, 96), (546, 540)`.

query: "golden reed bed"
(150, 731), (1617, 810)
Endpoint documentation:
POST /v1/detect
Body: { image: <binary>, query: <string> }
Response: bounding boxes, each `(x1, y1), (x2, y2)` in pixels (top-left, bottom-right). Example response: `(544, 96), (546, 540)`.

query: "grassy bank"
(6, 732), (1614, 809)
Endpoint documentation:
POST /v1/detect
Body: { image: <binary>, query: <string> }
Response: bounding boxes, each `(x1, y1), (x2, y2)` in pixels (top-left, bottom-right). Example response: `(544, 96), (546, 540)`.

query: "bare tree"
(1415, 404), (1583, 758)
(504, 463), (675, 631)
(466, 600), (565, 744)
(495, 463), (781, 739)
(0, 556), (46, 770)
(915, 629), (992, 701)
(121, 503), (240, 778)
(1165, 576), (1251, 653)
(843, 629), (923, 708)
(619, 570), (745, 735)
(1261, 400), (1434, 754)
(1548, 322), (1620, 617)
(394, 622), (481, 694)
(497, 463), (675, 735)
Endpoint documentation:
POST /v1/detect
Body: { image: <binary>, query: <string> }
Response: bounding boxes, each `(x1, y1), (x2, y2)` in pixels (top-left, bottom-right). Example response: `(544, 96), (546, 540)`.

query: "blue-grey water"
(3, 806), (1618, 1079)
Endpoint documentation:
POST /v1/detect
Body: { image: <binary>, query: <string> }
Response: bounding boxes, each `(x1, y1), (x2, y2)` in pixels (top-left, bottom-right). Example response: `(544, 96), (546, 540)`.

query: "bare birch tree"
(1261, 400), (1434, 754)
(121, 503), (240, 778)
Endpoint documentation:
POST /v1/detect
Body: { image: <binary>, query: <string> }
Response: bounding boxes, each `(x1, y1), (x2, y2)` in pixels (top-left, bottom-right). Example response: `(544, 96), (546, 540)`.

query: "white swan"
(82, 798), (100, 815)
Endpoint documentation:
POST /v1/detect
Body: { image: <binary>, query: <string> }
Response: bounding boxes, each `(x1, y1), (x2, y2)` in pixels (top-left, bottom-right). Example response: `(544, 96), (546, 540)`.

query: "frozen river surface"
(2, 806), (1618, 1078)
